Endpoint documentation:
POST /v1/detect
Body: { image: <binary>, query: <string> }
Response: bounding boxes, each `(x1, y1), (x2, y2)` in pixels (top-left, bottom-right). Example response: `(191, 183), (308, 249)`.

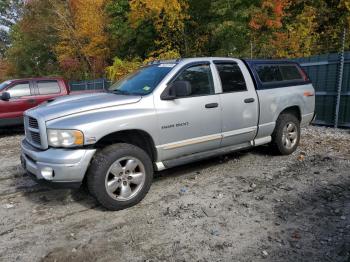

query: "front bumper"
(21, 139), (96, 183)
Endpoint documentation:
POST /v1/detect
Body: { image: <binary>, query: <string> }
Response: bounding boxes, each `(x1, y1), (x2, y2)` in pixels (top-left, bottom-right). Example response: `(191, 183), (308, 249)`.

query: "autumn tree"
(50, 0), (110, 79)
(313, 0), (350, 53)
(3, 0), (350, 80)
(128, 0), (188, 60)
(250, 0), (350, 58)
(249, 0), (291, 58)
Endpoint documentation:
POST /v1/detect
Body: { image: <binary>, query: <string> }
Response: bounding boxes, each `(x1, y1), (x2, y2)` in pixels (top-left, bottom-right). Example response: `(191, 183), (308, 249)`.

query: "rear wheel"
(271, 113), (300, 155)
(87, 143), (153, 210)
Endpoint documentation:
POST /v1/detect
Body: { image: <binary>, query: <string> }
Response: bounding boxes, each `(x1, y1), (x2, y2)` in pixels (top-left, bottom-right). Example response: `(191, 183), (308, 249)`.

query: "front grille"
(30, 131), (41, 146)
(28, 117), (39, 129)
(25, 115), (43, 148)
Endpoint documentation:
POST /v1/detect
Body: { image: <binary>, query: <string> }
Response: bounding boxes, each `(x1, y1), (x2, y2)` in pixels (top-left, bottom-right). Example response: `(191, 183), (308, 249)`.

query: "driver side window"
(174, 64), (214, 97)
(7, 82), (31, 98)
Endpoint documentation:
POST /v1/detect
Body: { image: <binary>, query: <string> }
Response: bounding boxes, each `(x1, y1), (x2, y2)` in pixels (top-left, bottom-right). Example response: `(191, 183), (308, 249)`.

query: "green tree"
(106, 0), (157, 59)
(183, 0), (260, 57)
(0, 0), (23, 58)
(5, 0), (59, 77)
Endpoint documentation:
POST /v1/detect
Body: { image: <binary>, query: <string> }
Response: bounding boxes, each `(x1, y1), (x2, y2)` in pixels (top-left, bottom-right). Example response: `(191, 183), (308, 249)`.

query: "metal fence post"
(335, 28), (346, 128)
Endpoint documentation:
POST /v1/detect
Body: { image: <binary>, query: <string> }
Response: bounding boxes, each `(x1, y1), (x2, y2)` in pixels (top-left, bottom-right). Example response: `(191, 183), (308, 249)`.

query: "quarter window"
(7, 82), (31, 97)
(215, 63), (247, 92)
(255, 65), (283, 83)
(255, 64), (303, 83)
(279, 65), (303, 80)
(174, 64), (214, 97)
(37, 80), (61, 95)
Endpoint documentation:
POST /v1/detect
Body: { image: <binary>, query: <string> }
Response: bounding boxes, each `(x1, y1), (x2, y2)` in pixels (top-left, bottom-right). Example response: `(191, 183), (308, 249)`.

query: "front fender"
(46, 97), (159, 146)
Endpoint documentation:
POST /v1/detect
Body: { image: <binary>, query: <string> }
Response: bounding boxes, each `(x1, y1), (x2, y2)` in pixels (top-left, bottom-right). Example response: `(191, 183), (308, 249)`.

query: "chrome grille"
(25, 115), (42, 148)
(30, 131), (41, 145)
(28, 117), (39, 129)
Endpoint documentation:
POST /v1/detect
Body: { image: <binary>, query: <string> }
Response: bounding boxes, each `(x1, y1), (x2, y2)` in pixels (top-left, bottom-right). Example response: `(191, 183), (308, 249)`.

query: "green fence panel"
(69, 78), (111, 91)
(292, 52), (350, 127)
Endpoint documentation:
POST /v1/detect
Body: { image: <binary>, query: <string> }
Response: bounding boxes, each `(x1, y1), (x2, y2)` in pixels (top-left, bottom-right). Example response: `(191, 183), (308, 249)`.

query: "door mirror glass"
(172, 81), (192, 97)
(162, 81), (192, 100)
(1, 91), (11, 101)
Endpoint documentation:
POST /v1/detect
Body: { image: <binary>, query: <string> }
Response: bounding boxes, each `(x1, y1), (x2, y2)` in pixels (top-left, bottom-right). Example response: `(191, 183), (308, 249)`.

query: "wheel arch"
(277, 106), (301, 122)
(94, 129), (157, 162)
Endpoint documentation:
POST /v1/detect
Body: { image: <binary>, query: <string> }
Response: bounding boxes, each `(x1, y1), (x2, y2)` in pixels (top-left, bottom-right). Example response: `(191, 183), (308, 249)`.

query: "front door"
(155, 62), (222, 161)
(213, 61), (259, 147)
(0, 81), (35, 121)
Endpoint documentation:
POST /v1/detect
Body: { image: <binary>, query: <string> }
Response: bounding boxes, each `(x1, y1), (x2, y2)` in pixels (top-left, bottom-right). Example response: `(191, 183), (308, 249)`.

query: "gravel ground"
(0, 126), (349, 262)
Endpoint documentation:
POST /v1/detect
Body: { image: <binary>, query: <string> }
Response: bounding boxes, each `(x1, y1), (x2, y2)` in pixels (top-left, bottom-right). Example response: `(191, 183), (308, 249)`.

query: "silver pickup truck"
(21, 58), (315, 210)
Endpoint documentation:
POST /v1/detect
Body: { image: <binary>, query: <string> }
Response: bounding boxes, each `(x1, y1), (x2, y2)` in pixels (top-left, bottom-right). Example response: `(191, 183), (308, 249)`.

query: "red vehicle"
(0, 77), (100, 127)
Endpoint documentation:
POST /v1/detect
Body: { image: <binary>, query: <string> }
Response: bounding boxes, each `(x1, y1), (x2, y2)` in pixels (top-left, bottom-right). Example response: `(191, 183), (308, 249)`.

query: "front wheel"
(270, 113), (300, 155)
(87, 143), (153, 210)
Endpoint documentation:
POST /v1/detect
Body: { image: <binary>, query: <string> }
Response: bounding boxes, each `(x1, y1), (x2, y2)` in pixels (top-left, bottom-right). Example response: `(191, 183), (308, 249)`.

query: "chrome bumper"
(21, 139), (96, 183)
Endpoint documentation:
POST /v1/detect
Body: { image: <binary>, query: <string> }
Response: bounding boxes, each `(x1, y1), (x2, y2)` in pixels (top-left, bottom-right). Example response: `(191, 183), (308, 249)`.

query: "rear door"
(213, 60), (259, 147)
(0, 81), (35, 120)
(33, 79), (63, 106)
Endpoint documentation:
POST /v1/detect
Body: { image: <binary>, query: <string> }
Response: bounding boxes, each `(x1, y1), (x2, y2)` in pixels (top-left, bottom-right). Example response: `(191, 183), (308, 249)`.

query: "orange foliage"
(0, 59), (13, 81)
(129, 0), (187, 31)
(52, 0), (110, 78)
(249, 0), (319, 58)
(249, 0), (290, 30)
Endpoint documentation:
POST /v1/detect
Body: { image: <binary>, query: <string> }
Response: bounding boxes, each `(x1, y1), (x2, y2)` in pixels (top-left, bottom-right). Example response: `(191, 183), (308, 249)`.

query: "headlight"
(47, 129), (84, 147)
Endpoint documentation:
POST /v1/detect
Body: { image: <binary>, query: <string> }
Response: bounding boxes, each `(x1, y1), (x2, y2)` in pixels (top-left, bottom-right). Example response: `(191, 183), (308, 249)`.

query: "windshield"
(108, 64), (176, 95)
(0, 81), (12, 91)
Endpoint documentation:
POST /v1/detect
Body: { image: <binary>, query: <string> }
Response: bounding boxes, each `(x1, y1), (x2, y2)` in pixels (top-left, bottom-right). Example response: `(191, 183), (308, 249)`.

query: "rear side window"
(215, 63), (247, 92)
(255, 64), (303, 83)
(7, 82), (31, 97)
(37, 80), (61, 95)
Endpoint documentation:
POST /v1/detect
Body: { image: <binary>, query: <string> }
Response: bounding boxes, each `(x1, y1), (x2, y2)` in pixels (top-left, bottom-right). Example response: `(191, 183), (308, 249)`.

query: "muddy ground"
(0, 126), (349, 262)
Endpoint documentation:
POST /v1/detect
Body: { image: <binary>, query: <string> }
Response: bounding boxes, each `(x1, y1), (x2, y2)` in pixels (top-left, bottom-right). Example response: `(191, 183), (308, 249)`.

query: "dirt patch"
(0, 126), (349, 262)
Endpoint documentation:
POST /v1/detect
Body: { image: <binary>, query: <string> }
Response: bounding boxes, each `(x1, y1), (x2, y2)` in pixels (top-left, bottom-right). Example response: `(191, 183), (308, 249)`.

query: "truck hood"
(27, 92), (142, 121)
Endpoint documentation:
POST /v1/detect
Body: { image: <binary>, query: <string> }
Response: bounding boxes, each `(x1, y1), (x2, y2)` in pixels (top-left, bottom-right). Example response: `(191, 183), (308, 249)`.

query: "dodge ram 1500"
(20, 58), (315, 210)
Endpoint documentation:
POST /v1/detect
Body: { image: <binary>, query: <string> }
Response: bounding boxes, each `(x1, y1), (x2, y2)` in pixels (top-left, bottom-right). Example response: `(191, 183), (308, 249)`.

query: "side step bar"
(155, 136), (271, 171)
(158, 142), (252, 170)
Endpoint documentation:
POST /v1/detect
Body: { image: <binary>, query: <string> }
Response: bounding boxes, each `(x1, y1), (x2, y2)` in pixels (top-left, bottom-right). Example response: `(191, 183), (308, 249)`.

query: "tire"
(270, 113), (300, 155)
(87, 143), (153, 211)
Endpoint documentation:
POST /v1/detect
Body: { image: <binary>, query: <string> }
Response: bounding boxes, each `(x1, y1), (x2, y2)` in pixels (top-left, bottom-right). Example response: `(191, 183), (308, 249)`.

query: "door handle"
(244, 98), (255, 103)
(27, 99), (37, 104)
(205, 103), (219, 108)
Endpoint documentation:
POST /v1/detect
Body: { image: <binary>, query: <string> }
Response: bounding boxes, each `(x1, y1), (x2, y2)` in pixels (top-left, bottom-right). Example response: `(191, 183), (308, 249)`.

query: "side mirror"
(161, 81), (192, 100)
(1, 92), (11, 101)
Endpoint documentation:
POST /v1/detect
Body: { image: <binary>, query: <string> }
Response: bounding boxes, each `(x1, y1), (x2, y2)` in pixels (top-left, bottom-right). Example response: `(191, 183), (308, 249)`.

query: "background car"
(0, 77), (102, 127)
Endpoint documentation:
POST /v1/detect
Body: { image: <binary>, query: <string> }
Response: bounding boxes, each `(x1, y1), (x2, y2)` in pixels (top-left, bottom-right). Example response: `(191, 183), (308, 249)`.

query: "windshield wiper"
(112, 90), (144, 96)
(112, 90), (131, 95)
